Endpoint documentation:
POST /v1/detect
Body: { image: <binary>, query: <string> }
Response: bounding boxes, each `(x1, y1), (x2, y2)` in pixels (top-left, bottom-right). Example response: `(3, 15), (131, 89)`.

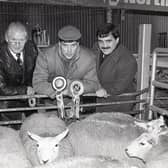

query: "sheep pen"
(20, 112), (151, 167)
(0, 125), (32, 168)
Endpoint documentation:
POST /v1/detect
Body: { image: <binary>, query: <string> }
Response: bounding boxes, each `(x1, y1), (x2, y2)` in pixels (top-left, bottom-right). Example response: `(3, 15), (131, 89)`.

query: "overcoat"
(0, 40), (38, 119)
(33, 44), (99, 97)
(0, 40), (38, 96)
(95, 44), (137, 113)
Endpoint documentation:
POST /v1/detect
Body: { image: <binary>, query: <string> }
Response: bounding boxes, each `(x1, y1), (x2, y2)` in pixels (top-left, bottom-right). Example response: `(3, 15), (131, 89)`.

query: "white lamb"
(0, 125), (32, 168)
(19, 112), (73, 166)
(67, 112), (146, 167)
(125, 128), (168, 168)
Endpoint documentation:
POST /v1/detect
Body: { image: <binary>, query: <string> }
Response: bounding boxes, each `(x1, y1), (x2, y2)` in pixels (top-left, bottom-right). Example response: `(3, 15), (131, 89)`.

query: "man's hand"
(62, 88), (71, 96)
(96, 88), (108, 98)
(49, 89), (70, 99)
(27, 86), (35, 95)
(49, 91), (57, 99)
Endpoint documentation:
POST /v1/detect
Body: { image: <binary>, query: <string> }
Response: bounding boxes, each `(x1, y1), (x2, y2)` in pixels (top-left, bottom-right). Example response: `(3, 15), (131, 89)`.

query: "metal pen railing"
(0, 88), (148, 125)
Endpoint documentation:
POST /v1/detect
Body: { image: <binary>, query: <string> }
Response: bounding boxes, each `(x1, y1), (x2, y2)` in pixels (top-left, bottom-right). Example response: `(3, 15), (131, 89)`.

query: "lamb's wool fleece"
(67, 112), (146, 168)
(146, 154), (168, 168)
(19, 112), (73, 166)
(145, 135), (168, 168)
(34, 156), (131, 168)
(0, 126), (32, 168)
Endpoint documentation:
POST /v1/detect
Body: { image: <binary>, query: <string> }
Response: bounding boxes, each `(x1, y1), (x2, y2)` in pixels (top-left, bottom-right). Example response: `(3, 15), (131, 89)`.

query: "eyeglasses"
(8, 39), (27, 45)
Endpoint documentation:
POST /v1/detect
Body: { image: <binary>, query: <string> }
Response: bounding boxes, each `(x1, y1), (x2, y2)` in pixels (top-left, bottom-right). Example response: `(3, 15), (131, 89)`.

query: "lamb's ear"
(27, 131), (42, 142)
(55, 128), (69, 142)
(159, 115), (164, 123)
(160, 115), (164, 120)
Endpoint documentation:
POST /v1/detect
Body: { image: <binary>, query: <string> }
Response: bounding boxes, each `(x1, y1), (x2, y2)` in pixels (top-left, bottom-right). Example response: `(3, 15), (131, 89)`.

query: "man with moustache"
(94, 23), (137, 113)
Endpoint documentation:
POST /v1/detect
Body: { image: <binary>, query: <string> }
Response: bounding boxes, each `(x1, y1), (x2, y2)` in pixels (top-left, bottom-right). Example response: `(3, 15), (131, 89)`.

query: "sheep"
(20, 112), (166, 167)
(134, 115), (167, 133)
(68, 113), (165, 157)
(125, 128), (168, 168)
(19, 112), (74, 166)
(0, 125), (32, 168)
(34, 156), (132, 168)
(146, 152), (168, 168)
(66, 112), (146, 167)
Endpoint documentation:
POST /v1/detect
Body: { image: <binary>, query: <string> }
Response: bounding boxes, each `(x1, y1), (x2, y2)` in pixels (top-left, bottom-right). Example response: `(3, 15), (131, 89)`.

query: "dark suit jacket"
(0, 40), (38, 96)
(95, 44), (137, 112)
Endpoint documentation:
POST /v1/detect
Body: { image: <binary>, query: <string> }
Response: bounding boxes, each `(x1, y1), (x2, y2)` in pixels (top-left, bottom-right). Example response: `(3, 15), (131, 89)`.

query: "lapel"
(67, 48), (80, 78)
(6, 46), (25, 83)
(98, 44), (122, 73)
(56, 45), (69, 77)
(6, 47), (24, 70)
(22, 50), (26, 69)
(47, 45), (65, 77)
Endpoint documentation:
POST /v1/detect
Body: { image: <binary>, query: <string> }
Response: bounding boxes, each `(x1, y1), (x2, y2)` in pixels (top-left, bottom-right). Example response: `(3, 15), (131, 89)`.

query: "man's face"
(59, 41), (79, 59)
(98, 33), (119, 55)
(6, 30), (27, 54)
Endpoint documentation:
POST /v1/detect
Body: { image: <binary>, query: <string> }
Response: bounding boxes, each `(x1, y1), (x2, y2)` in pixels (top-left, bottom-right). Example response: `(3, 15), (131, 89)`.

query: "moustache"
(101, 47), (110, 50)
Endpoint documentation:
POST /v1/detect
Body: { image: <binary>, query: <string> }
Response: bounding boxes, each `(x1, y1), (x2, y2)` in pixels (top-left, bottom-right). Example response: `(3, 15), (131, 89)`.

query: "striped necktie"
(16, 53), (22, 66)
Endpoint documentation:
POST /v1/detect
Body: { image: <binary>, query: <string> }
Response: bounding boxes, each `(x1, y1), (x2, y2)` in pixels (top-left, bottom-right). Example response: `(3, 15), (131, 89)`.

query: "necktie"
(16, 53), (22, 66)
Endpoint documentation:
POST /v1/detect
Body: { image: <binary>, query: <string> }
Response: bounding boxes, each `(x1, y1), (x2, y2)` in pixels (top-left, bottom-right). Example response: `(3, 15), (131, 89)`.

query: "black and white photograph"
(0, 0), (168, 168)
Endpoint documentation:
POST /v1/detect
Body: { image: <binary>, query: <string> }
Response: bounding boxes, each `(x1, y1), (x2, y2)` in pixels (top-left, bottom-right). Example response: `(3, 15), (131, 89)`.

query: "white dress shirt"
(9, 49), (24, 63)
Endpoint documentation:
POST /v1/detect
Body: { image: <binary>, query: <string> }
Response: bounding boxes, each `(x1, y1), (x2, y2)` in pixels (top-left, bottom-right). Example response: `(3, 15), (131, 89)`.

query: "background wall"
(0, 2), (168, 53)
(0, 2), (106, 48)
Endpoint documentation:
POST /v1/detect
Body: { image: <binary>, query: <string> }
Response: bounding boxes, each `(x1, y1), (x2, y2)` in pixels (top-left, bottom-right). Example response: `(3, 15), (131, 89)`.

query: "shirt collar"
(9, 49), (24, 62)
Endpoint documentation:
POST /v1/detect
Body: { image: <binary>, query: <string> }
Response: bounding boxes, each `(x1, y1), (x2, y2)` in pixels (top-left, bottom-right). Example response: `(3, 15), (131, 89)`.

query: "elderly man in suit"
(0, 21), (38, 121)
(0, 21), (38, 96)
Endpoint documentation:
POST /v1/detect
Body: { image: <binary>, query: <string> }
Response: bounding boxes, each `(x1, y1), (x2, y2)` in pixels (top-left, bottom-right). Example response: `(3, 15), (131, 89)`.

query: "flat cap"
(58, 25), (81, 41)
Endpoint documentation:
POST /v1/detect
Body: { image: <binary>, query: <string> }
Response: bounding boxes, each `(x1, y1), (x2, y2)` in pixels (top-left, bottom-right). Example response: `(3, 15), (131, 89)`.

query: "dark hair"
(96, 23), (120, 39)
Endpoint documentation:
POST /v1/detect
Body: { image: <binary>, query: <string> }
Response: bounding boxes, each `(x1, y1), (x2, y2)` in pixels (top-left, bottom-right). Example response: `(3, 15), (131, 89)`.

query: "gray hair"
(5, 22), (28, 41)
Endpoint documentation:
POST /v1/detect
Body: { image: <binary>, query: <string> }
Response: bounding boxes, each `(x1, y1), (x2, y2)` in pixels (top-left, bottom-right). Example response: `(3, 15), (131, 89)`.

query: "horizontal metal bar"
(0, 120), (22, 125)
(155, 97), (168, 100)
(0, 88), (148, 101)
(0, 99), (146, 113)
(0, 110), (145, 126)
(152, 80), (168, 90)
(153, 48), (168, 54)
(149, 105), (168, 116)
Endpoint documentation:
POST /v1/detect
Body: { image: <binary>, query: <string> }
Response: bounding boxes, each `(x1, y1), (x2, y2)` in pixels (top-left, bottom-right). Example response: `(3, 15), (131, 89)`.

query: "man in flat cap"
(33, 25), (99, 99)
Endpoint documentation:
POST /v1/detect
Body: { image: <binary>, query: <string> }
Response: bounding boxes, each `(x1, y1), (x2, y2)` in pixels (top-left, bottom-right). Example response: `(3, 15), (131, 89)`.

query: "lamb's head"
(125, 133), (155, 162)
(125, 130), (168, 163)
(134, 116), (166, 133)
(27, 128), (69, 165)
